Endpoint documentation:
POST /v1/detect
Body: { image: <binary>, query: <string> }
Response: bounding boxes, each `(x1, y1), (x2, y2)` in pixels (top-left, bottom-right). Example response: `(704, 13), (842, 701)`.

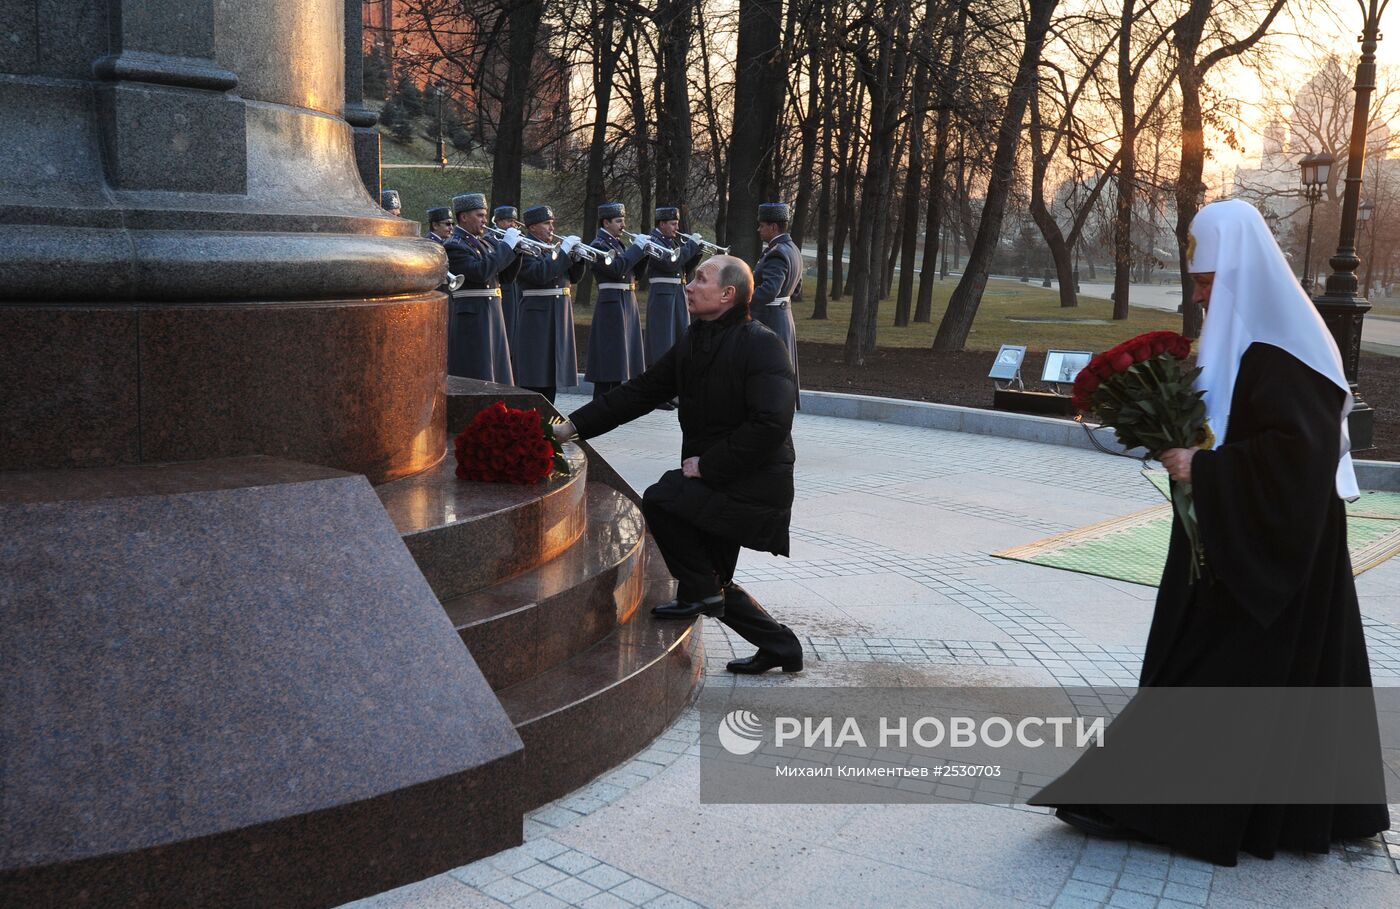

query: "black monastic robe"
(1037, 342), (1389, 865)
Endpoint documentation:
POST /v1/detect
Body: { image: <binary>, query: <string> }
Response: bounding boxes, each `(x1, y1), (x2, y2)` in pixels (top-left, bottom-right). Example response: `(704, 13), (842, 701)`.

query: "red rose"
(1109, 351), (1133, 372)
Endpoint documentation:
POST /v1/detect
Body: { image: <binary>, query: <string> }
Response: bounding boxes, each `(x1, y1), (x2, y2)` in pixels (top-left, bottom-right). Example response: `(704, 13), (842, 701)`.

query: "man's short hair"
(715, 258), (753, 310)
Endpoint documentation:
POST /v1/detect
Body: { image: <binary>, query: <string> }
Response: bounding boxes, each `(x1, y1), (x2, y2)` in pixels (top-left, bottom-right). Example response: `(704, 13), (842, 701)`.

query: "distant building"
(363, 0), (570, 165)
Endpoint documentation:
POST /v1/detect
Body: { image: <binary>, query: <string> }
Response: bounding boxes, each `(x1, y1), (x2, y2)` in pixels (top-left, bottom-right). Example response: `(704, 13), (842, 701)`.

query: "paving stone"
(1107, 890), (1158, 909)
(514, 863), (569, 890)
(513, 892), (570, 909)
(546, 849), (601, 875)
(580, 895), (634, 909)
(577, 864), (633, 891)
(488, 848), (539, 875)
(1061, 879), (1112, 902)
(479, 877), (537, 904)
(521, 839), (571, 862)
(448, 862), (507, 890)
(1161, 881), (1209, 906)
(545, 877), (603, 904)
(609, 878), (665, 905)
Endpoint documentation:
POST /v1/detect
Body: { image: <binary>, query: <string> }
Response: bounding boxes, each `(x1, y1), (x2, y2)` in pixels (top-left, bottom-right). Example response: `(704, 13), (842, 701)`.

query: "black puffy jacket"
(569, 303), (797, 555)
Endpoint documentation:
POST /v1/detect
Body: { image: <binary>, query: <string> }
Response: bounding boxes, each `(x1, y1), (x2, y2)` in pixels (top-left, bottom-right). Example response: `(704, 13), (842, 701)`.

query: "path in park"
(1068, 279), (1400, 351)
(346, 397), (1400, 909)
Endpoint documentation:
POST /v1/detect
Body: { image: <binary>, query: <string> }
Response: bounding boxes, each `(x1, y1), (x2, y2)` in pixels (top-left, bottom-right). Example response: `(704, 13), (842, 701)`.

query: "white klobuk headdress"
(1187, 199), (1358, 499)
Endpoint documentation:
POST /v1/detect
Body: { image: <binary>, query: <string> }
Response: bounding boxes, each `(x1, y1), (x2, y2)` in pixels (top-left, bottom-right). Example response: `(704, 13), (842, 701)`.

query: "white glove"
(500, 227), (522, 249)
(560, 236), (580, 256)
(628, 233), (648, 251)
(553, 420), (577, 443)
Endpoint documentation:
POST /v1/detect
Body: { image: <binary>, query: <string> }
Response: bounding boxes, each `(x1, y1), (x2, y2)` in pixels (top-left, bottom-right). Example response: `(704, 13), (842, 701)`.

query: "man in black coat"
(554, 255), (804, 674)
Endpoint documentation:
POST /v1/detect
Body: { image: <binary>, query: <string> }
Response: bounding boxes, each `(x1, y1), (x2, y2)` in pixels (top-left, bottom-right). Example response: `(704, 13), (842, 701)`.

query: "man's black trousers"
(640, 490), (802, 661)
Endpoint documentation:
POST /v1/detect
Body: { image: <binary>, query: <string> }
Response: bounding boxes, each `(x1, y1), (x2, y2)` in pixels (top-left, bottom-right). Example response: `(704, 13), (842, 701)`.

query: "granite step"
(444, 483), (647, 690)
(376, 444), (589, 601)
(496, 604), (703, 810)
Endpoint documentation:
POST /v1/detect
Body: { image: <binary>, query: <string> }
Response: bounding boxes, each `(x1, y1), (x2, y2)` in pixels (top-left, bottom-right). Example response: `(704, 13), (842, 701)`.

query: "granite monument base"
(0, 457), (524, 909)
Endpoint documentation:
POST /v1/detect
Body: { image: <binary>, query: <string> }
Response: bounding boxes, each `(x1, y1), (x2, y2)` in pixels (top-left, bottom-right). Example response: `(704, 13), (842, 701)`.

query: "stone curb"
(569, 378), (1400, 491)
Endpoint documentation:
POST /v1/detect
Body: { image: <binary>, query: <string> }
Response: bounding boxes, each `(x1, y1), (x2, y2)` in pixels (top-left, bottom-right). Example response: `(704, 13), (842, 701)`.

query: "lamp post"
(433, 80), (448, 170)
(1300, 152), (1333, 292)
(1360, 200), (1376, 296)
(1312, 0), (1391, 452)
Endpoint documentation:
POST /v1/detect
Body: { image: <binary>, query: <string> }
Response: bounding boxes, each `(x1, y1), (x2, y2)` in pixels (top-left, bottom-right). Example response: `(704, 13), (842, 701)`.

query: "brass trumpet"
(620, 229), (681, 264)
(559, 237), (615, 267)
(684, 232), (729, 256)
(483, 225), (558, 259)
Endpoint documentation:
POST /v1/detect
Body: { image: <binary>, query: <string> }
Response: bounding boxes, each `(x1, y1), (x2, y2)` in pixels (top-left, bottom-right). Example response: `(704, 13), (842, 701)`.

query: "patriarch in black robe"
(1036, 200), (1389, 865)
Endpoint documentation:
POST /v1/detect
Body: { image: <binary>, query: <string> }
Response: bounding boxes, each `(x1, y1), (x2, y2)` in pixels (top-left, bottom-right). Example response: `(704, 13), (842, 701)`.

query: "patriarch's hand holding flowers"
(1072, 331), (1211, 582)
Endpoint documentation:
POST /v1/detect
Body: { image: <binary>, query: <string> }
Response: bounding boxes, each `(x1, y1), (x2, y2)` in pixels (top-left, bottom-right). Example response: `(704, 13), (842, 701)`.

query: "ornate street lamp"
(1313, 0), (1392, 451)
(1300, 152), (1333, 292)
(1360, 201), (1376, 296)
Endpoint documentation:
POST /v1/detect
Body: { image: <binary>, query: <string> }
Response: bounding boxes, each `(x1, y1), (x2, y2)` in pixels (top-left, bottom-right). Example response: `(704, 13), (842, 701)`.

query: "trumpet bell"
(445, 271), (465, 292)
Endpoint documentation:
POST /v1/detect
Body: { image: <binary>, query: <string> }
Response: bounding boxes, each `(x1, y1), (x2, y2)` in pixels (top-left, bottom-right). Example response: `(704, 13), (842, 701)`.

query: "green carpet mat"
(996, 475), (1400, 587)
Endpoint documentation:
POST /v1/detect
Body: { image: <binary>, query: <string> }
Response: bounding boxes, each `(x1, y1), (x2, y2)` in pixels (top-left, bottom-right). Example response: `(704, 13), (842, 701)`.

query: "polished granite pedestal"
(0, 458), (523, 909)
(377, 381), (704, 813)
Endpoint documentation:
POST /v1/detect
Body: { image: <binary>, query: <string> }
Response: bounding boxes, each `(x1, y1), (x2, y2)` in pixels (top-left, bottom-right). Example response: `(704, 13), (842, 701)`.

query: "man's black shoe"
(656, 400), (677, 411)
(1054, 806), (1155, 843)
(726, 651), (803, 674)
(651, 596), (724, 619)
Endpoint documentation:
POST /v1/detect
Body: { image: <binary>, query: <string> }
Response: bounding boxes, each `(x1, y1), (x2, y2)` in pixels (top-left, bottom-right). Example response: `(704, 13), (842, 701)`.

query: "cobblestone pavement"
(343, 393), (1400, 909)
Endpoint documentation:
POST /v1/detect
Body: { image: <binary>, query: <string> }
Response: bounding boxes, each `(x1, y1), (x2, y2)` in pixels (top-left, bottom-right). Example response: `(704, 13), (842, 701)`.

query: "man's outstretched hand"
(554, 420), (577, 443)
(682, 456), (701, 478)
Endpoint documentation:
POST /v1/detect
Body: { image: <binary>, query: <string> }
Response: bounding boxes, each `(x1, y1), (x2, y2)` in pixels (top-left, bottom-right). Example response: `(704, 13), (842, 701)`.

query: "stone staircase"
(375, 386), (702, 819)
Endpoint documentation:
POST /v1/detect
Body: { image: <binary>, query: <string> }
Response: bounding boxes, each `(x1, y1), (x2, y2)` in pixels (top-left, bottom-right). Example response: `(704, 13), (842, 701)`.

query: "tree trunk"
(1028, 89), (1078, 307)
(726, 0), (785, 265)
(696, 7), (728, 242)
(791, 13), (822, 251)
(933, 0), (1059, 351)
(845, 4), (910, 366)
(490, 0), (542, 208)
(627, 35), (653, 225)
(895, 59), (929, 326)
(579, 0), (621, 309)
(1112, 0), (1136, 321)
(813, 108), (832, 320)
(656, 0), (693, 216)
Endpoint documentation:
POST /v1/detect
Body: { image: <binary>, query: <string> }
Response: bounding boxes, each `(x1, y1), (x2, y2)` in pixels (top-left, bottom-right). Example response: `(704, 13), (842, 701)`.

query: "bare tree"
(933, 0), (1060, 352)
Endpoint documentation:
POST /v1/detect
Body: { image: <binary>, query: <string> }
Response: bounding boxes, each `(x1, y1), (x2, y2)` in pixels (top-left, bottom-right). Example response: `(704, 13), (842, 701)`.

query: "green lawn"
(380, 163), (574, 234)
(574, 278), (1183, 354)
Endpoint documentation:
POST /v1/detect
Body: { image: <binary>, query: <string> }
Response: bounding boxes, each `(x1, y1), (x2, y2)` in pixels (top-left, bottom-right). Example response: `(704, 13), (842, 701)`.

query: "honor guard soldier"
(585, 202), (651, 399)
(645, 206), (703, 368)
(494, 205), (523, 340)
(380, 189), (401, 217)
(427, 206), (453, 244)
(512, 205), (587, 404)
(444, 192), (522, 383)
(752, 201), (801, 405)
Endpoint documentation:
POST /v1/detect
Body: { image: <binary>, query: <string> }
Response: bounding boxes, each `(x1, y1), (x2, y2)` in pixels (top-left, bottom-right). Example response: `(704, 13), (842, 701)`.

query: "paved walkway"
(345, 395), (1400, 909)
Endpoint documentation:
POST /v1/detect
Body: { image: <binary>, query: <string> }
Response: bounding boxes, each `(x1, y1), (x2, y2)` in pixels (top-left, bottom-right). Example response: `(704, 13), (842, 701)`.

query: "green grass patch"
(375, 125), (576, 234)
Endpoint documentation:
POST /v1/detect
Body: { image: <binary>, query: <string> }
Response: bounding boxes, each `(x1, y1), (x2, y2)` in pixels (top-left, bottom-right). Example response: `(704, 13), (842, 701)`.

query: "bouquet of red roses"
(1072, 331), (1213, 581)
(454, 401), (570, 485)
